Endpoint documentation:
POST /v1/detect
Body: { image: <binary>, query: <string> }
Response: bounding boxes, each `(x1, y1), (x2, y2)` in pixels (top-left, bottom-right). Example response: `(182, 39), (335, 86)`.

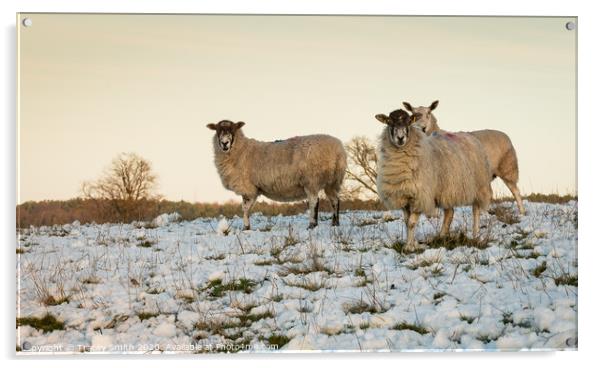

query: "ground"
(16, 200), (577, 353)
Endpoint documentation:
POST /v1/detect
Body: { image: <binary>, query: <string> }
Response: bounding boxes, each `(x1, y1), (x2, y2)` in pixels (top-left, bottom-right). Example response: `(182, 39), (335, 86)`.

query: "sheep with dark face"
(375, 110), (492, 251)
(403, 100), (525, 215)
(207, 120), (347, 230)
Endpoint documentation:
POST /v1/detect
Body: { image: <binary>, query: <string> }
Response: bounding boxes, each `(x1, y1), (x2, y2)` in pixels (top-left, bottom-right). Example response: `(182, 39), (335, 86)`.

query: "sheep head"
(207, 120), (245, 152)
(402, 100), (439, 135)
(375, 109), (414, 148)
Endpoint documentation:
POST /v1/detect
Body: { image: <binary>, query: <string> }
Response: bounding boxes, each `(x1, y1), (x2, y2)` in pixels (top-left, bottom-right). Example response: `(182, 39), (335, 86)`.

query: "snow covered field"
(16, 200), (577, 353)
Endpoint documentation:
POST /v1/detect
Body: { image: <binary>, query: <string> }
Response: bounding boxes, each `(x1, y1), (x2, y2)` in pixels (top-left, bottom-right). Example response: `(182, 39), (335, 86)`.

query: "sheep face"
(375, 109), (413, 148)
(402, 100), (439, 134)
(207, 120), (245, 153)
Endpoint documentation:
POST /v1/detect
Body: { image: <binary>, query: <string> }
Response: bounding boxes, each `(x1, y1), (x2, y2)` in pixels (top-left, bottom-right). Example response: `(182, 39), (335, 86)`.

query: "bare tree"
(82, 152), (160, 221)
(342, 136), (379, 200)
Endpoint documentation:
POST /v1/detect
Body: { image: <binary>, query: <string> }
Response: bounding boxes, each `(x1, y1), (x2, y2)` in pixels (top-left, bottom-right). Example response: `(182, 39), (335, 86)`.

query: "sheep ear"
(207, 123), (217, 130)
(409, 115), (417, 124)
(235, 121), (245, 130)
(375, 114), (390, 125)
(429, 100), (439, 111)
(402, 102), (414, 113)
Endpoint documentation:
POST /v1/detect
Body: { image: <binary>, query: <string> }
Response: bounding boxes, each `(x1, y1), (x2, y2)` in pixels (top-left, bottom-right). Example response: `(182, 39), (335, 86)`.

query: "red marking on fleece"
(443, 132), (461, 140)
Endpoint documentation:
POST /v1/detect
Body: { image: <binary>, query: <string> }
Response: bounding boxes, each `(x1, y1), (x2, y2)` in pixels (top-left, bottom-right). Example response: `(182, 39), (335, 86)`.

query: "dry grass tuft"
(426, 232), (490, 250)
(488, 205), (520, 225)
(392, 321), (429, 335)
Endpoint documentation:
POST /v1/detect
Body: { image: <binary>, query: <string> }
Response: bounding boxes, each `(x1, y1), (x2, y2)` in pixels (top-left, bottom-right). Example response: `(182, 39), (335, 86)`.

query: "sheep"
(403, 100), (525, 215)
(375, 109), (492, 252)
(207, 120), (347, 230)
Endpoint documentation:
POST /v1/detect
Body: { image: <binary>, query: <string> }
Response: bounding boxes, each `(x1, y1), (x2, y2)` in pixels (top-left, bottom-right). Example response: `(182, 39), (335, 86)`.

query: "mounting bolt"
(565, 21), (575, 31)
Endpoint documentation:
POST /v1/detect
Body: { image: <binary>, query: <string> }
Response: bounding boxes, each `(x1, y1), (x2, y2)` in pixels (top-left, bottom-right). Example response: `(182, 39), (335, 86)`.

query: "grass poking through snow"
(489, 205), (520, 225)
(266, 334), (290, 349)
(554, 274), (578, 287)
(392, 321), (430, 335)
(531, 261), (547, 278)
(204, 278), (258, 298)
(17, 314), (65, 332)
(426, 232), (490, 250)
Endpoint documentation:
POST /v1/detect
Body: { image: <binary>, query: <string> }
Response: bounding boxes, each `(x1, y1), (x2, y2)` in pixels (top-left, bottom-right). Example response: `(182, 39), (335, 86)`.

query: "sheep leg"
(241, 195), (257, 230)
(472, 205), (481, 239)
(404, 210), (421, 252)
(504, 180), (526, 215)
(332, 198), (340, 226)
(307, 194), (319, 229)
(325, 190), (340, 226)
(440, 208), (454, 236)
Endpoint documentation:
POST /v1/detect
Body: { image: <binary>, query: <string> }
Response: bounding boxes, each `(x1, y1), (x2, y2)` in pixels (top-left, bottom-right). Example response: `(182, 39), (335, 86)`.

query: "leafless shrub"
(342, 136), (379, 200)
(81, 152), (160, 222)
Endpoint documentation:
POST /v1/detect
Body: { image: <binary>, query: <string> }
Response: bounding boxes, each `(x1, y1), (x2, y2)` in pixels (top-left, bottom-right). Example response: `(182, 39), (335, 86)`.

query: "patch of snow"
(284, 335), (315, 350)
(177, 311), (200, 330)
(534, 307), (556, 331)
(91, 334), (113, 349)
(133, 229), (146, 239)
(207, 270), (225, 282)
(216, 217), (230, 235)
(432, 328), (451, 349)
(153, 322), (177, 338)
(382, 211), (396, 222)
(152, 212), (181, 227)
(15, 201), (577, 353)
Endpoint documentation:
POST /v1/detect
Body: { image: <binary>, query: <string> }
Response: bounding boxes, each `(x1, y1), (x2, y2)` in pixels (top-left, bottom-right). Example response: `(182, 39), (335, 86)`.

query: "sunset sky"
(17, 14), (576, 204)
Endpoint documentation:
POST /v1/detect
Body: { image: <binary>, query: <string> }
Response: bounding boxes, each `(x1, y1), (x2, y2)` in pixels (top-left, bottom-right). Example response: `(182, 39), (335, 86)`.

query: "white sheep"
(207, 120), (347, 230)
(403, 100), (525, 215)
(375, 109), (492, 251)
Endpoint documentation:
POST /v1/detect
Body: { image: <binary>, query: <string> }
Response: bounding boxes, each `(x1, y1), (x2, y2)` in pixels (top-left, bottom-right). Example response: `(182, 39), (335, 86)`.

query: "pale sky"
(17, 14), (576, 204)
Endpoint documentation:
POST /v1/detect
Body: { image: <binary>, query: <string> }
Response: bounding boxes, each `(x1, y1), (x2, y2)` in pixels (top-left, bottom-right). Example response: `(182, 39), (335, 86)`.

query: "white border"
(3, 1), (600, 367)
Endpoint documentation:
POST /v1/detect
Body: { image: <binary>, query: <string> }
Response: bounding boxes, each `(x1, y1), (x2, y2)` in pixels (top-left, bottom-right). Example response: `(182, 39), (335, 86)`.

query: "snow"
(177, 311), (200, 330)
(207, 270), (225, 282)
(216, 217), (230, 235)
(16, 201), (577, 354)
(153, 322), (177, 338)
(91, 334), (113, 349)
(382, 211), (396, 222)
(151, 212), (181, 227)
(533, 307), (556, 332)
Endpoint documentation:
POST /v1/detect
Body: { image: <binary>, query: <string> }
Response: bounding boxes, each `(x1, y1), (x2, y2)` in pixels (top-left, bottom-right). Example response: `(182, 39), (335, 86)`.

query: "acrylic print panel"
(16, 13), (577, 354)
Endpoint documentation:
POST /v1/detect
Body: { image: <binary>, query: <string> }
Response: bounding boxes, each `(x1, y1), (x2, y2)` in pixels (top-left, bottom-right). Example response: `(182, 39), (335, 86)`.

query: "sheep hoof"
(331, 219), (340, 226)
(404, 246), (416, 253)
(307, 223), (318, 230)
(243, 225), (251, 231)
(404, 242), (425, 253)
